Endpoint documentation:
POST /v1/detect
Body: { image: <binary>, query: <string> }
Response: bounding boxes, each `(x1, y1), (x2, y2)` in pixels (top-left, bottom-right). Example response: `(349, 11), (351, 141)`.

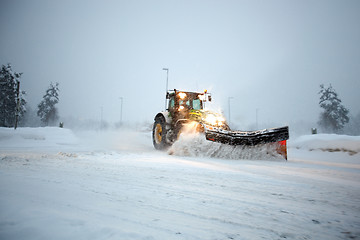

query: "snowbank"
(0, 127), (78, 151)
(289, 134), (360, 155)
(2, 127), (359, 158)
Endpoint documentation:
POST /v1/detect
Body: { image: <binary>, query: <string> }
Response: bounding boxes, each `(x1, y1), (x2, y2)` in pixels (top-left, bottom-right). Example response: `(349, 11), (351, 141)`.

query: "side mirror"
(208, 95), (212, 102)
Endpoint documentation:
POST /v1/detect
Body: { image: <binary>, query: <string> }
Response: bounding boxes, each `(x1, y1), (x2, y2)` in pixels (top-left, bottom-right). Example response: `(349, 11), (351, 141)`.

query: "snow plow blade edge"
(205, 126), (289, 146)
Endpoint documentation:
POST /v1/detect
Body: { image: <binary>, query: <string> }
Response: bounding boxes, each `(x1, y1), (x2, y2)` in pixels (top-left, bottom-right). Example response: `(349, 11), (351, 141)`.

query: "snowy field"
(0, 127), (359, 240)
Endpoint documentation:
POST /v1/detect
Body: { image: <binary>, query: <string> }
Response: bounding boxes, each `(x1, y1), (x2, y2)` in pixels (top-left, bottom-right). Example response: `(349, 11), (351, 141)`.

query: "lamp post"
(228, 97), (234, 125)
(14, 80), (20, 130)
(162, 68), (169, 110)
(100, 106), (103, 129)
(119, 97), (123, 124)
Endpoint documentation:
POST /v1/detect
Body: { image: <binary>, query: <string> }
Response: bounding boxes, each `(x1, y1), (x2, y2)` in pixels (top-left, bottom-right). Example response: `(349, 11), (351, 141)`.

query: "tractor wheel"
(152, 117), (168, 150)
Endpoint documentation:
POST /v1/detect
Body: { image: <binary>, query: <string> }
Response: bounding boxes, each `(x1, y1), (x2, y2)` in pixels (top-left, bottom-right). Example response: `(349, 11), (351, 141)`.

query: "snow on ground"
(0, 127), (359, 240)
(290, 134), (360, 156)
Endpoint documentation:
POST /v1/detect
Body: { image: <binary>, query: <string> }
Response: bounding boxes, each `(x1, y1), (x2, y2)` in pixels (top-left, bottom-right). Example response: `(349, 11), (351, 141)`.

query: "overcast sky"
(1, 0), (359, 129)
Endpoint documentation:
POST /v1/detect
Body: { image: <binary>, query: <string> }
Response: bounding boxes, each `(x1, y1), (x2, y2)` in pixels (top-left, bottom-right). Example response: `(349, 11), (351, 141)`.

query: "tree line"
(1, 63), (359, 134)
(0, 63), (60, 128)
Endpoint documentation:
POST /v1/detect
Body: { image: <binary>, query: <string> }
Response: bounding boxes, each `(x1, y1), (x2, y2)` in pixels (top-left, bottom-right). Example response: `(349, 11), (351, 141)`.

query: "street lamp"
(119, 97), (123, 124)
(228, 97), (234, 125)
(14, 80), (20, 130)
(100, 106), (103, 129)
(162, 68), (169, 110)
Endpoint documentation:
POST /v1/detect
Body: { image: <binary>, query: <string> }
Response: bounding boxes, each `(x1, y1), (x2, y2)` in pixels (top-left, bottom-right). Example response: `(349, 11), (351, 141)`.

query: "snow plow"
(152, 89), (289, 159)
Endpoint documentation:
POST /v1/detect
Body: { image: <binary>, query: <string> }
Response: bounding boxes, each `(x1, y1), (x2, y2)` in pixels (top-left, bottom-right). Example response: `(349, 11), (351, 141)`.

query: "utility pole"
(100, 106), (103, 129)
(228, 97), (234, 126)
(119, 97), (123, 124)
(162, 68), (169, 110)
(14, 80), (20, 130)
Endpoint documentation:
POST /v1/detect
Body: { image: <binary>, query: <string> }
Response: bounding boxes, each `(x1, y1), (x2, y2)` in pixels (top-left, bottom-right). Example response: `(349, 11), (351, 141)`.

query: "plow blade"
(205, 126), (289, 146)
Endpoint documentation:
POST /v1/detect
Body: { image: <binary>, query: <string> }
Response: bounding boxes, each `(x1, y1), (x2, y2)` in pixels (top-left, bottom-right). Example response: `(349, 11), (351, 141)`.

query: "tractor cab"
(166, 89), (211, 120)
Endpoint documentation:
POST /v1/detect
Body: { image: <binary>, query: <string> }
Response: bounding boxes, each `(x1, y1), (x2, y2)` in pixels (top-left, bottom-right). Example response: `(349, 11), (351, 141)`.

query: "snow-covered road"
(0, 128), (359, 240)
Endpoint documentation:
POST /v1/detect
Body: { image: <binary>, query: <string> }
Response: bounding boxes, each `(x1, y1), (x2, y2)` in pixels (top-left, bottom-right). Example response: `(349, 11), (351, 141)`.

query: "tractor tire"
(152, 116), (169, 150)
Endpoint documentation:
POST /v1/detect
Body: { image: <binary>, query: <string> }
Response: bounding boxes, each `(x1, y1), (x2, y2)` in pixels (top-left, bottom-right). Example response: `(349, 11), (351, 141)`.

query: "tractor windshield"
(168, 91), (204, 112)
(179, 98), (202, 110)
(192, 99), (202, 110)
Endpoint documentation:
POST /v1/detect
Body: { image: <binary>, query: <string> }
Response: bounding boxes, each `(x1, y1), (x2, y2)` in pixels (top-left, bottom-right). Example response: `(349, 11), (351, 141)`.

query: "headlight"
(198, 94), (205, 101)
(205, 114), (217, 125)
(217, 116), (225, 123)
(204, 114), (225, 126)
(178, 92), (187, 99)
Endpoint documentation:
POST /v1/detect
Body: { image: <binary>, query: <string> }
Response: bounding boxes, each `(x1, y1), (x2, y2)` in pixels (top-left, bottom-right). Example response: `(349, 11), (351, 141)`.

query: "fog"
(1, 0), (359, 132)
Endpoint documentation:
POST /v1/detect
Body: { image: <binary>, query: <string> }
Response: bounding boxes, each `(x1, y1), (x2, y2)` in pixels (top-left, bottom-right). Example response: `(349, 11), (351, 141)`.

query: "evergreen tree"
(37, 82), (60, 126)
(318, 84), (349, 133)
(0, 64), (27, 127)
